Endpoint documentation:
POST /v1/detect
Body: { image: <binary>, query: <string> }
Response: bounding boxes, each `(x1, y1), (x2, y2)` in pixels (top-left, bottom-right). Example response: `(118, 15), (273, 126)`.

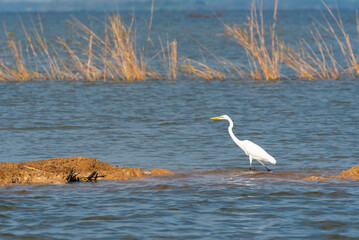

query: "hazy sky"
(0, 0), (358, 12)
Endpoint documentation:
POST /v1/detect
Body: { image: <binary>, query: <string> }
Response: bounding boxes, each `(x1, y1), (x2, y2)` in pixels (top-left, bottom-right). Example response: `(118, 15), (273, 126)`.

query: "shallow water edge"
(1, 156), (358, 187)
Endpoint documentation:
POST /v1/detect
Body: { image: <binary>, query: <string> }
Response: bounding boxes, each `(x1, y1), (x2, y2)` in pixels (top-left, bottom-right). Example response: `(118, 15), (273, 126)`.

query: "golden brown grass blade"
(180, 57), (225, 80)
(158, 37), (178, 81)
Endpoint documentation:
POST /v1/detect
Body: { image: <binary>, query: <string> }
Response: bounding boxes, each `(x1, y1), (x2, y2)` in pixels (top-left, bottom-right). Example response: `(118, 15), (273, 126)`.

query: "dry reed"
(60, 15), (148, 81)
(24, 15), (75, 80)
(223, 0), (281, 80)
(187, 44), (248, 80)
(318, 2), (359, 77)
(283, 25), (340, 80)
(180, 57), (226, 80)
(1, 0), (359, 82)
(0, 39), (34, 81)
(168, 40), (178, 81)
(281, 2), (359, 79)
(60, 13), (166, 81)
(0, 15), (76, 82)
(0, 22), (44, 81)
(159, 37), (178, 80)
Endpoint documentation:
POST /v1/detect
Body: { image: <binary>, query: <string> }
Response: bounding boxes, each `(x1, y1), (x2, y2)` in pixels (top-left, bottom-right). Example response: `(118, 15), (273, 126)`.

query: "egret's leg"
(258, 160), (271, 171)
(249, 156), (253, 171)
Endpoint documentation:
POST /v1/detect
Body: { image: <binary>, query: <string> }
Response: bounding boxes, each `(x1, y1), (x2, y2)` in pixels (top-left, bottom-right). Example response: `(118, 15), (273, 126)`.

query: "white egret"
(210, 115), (276, 171)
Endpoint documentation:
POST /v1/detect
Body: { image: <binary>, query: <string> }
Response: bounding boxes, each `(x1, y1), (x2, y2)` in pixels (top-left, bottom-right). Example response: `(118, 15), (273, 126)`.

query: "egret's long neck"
(227, 118), (244, 147)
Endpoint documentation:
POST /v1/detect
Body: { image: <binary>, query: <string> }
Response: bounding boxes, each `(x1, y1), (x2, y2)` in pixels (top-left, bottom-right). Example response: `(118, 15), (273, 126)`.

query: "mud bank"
(251, 165), (359, 181)
(0, 156), (174, 187)
(304, 165), (359, 181)
(197, 166), (359, 182)
(1, 157), (358, 187)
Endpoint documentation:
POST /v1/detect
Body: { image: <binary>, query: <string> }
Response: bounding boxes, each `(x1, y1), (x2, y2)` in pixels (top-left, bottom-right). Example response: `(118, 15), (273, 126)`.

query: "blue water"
(1, 10), (359, 239)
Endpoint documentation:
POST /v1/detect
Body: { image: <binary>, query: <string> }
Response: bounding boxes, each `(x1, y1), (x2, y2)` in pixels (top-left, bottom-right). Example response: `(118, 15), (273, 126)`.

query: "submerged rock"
(0, 156), (174, 187)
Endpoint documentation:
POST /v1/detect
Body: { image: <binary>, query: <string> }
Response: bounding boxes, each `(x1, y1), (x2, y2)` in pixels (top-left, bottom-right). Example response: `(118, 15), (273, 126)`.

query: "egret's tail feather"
(269, 156), (276, 165)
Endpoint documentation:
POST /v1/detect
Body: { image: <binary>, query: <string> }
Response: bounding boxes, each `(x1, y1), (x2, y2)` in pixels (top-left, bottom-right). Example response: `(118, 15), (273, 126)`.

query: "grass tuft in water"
(223, 0), (282, 80)
(282, 25), (340, 80)
(0, 0), (358, 81)
(180, 57), (226, 80)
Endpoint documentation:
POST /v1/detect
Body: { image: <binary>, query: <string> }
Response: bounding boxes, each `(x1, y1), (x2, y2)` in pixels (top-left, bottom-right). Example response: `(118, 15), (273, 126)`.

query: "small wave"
(0, 125), (87, 131)
(309, 220), (349, 230)
(80, 216), (123, 221)
(269, 191), (297, 196)
(220, 207), (260, 213)
(302, 191), (326, 196)
(0, 205), (15, 211)
(149, 184), (174, 190)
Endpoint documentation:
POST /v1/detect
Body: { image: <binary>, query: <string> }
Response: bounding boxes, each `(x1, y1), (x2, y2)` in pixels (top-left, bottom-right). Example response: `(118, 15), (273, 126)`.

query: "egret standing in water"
(210, 115), (276, 171)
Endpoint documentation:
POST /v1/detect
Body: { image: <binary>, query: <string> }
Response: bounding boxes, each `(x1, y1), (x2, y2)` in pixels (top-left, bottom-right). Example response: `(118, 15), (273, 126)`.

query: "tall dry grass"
(180, 57), (226, 80)
(221, 0), (359, 80)
(223, 0), (282, 80)
(167, 40), (178, 81)
(0, 0), (358, 82)
(283, 2), (359, 79)
(283, 25), (340, 80)
(0, 37), (30, 81)
(159, 37), (178, 80)
(60, 15), (154, 81)
(23, 15), (75, 80)
(0, 23), (41, 81)
(319, 3), (359, 77)
(0, 15), (76, 82)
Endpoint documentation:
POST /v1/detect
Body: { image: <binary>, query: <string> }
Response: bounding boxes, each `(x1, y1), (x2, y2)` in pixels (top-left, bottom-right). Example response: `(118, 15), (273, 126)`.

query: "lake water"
(0, 10), (359, 239)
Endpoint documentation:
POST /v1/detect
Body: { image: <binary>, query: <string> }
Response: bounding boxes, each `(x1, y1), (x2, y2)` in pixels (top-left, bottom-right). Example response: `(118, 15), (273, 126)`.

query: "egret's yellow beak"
(210, 116), (223, 120)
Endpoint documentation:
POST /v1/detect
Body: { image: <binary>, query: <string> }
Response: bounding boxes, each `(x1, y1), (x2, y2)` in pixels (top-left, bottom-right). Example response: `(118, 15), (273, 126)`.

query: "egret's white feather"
(211, 115), (276, 170)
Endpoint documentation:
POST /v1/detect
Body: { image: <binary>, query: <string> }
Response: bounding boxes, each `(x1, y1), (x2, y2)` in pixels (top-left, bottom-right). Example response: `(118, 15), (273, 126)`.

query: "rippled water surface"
(1, 10), (359, 239)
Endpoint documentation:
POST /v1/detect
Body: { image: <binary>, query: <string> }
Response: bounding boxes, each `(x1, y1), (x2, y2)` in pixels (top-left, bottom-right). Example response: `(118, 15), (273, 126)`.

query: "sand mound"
(339, 165), (359, 180)
(303, 165), (359, 181)
(0, 156), (174, 187)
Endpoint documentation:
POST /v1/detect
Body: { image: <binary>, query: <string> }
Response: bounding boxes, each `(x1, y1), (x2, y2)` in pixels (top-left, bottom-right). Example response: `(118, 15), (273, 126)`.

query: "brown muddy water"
(0, 10), (359, 239)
